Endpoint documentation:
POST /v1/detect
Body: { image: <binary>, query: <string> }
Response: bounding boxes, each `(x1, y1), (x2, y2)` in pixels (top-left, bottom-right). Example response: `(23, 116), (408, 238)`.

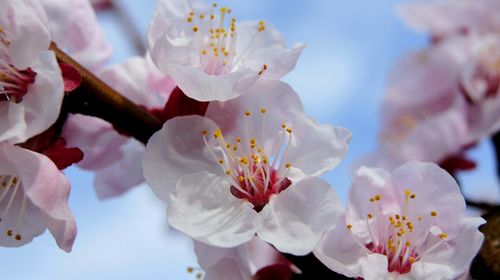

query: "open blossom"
(148, 0), (305, 102)
(314, 161), (485, 280)
(1, 0), (64, 144)
(40, 0), (112, 71)
(143, 80), (350, 254)
(63, 56), (175, 199)
(194, 237), (299, 280)
(0, 143), (76, 252)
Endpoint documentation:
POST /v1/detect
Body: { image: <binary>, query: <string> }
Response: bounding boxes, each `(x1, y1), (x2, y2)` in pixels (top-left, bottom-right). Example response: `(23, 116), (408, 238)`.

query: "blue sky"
(1, 0), (498, 279)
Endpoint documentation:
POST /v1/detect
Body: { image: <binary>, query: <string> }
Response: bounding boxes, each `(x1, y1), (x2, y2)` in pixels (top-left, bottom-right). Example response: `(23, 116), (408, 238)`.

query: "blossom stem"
(49, 42), (162, 145)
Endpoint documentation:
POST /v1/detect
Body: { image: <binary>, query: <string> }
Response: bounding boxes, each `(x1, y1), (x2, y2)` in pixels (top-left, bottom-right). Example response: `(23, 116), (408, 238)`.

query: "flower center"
(346, 190), (449, 274)
(0, 175), (27, 242)
(186, 3), (267, 76)
(202, 108), (293, 211)
(0, 26), (37, 103)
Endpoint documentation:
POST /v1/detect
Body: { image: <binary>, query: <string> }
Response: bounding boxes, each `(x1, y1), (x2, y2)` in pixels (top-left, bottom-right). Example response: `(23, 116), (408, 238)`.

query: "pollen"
(260, 108), (267, 114)
(258, 64), (268, 75)
(213, 129), (222, 138)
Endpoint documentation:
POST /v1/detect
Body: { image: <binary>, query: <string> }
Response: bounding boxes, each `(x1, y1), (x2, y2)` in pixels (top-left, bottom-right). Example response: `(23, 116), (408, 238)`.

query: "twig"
(50, 42), (162, 145)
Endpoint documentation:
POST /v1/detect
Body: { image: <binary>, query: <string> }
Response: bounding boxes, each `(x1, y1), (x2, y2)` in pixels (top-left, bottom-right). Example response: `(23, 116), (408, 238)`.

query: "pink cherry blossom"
(314, 161), (485, 280)
(397, 0), (500, 38)
(194, 237), (299, 280)
(63, 56), (175, 199)
(143, 80), (350, 254)
(0, 143), (76, 252)
(148, 0), (305, 102)
(0, 0), (64, 145)
(40, 0), (112, 71)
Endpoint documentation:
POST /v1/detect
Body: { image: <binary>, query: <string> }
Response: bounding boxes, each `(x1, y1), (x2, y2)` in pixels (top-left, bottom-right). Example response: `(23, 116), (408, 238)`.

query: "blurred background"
(1, 0), (498, 279)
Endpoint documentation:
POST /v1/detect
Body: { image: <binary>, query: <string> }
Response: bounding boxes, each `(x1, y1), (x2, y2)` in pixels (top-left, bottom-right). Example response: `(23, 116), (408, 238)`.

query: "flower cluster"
(361, 0), (500, 174)
(0, 0), (489, 279)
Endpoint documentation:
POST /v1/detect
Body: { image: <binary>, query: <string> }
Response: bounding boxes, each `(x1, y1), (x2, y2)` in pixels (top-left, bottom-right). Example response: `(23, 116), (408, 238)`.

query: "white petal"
(391, 161), (466, 235)
(258, 178), (341, 255)
(164, 63), (259, 102)
(168, 172), (260, 247)
(204, 257), (246, 280)
(143, 115), (221, 202)
(0, 51), (64, 144)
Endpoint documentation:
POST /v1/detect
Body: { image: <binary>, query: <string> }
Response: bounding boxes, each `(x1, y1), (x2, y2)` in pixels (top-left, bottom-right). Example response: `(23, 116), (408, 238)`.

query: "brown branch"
(493, 131), (500, 181)
(50, 42), (162, 145)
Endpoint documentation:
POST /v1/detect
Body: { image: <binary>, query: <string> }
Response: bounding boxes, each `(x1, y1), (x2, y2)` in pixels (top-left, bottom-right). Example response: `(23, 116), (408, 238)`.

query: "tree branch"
(50, 42), (162, 145)
(493, 131), (500, 181)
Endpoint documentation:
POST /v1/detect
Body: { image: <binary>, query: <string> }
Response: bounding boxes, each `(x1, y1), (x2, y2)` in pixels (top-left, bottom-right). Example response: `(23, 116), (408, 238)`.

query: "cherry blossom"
(193, 237), (299, 280)
(148, 0), (305, 102)
(314, 161), (485, 280)
(63, 56), (175, 199)
(143, 80), (350, 254)
(397, 0), (500, 38)
(0, 143), (77, 252)
(40, 0), (112, 71)
(0, 0), (64, 145)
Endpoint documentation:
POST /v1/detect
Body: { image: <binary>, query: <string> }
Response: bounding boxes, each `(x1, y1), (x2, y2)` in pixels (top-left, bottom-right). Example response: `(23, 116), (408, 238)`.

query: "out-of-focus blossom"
(361, 34), (500, 172)
(0, 143), (77, 252)
(148, 0), (305, 102)
(63, 56), (175, 199)
(143, 80), (350, 254)
(0, 0), (64, 144)
(397, 0), (500, 38)
(40, 0), (112, 71)
(315, 161), (485, 280)
(194, 237), (299, 280)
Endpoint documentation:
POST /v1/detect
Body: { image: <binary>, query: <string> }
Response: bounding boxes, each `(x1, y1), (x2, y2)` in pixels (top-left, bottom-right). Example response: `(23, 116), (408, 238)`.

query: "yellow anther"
(439, 233), (448, 240)
(244, 111), (251, 116)
(404, 189), (411, 197)
(285, 163), (292, 169)
(201, 49), (207, 55)
(240, 157), (249, 165)
(250, 138), (256, 144)
(192, 26), (199, 32)
(405, 241), (411, 246)
(218, 159), (224, 164)
(258, 64), (268, 75)
(417, 216), (422, 221)
(409, 257), (416, 263)
(202, 130), (208, 136)
(187, 267), (194, 273)
(6, 229), (12, 237)
(402, 215), (407, 221)
(257, 148), (263, 153)
(367, 213), (373, 219)
(210, 14), (215, 20)
(281, 123), (287, 129)
(347, 224), (353, 230)
(235, 137), (241, 143)
(226, 143), (231, 149)
(260, 108), (267, 114)
(431, 211), (437, 217)
(220, 7), (227, 13)
(199, 14), (205, 19)
(395, 214), (400, 220)
(238, 176), (245, 182)
(410, 194), (416, 199)
(14, 234), (21, 241)
(189, 12), (195, 16)
(213, 129), (222, 138)
(226, 170), (232, 175)
(370, 197), (375, 202)
(286, 128), (292, 134)
(212, 3), (218, 7)
(187, 17), (193, 23)
(196, 272), (203, 279)
(374, 194), (381, 201)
